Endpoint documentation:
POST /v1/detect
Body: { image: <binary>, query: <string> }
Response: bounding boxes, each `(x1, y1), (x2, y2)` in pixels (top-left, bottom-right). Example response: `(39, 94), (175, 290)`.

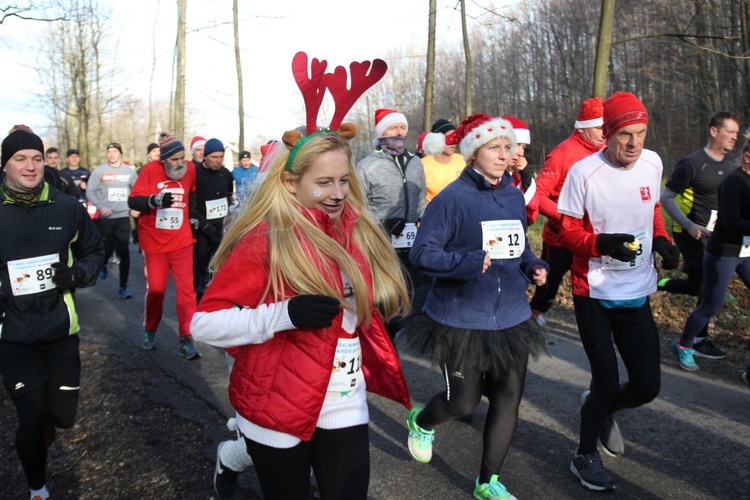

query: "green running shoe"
(406, 405), (434, 463)
(473, 474), (517, 500)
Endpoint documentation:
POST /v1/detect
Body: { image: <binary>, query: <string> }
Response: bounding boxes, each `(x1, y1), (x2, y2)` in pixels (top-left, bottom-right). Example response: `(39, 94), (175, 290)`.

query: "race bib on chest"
(328, 337), (362, 394)
(481, 220), (525, 259)
(7, 253), (60, 296)
(706, 210), (718, 232)
(740, 236), (750, 258)
(601, 228), (649, 270)
(205, 198), (228, 220)
(155, 208), (183, 230)
(391, 222), (417, 249)
(107, 187), (128, 202)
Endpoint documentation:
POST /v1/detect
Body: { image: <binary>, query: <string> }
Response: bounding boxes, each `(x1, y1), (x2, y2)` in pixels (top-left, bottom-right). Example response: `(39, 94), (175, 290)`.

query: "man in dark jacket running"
(0, 125), (104, 500)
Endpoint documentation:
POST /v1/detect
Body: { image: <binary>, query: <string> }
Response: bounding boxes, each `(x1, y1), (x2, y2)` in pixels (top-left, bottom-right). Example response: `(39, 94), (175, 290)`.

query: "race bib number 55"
(155, 208), (183, 230)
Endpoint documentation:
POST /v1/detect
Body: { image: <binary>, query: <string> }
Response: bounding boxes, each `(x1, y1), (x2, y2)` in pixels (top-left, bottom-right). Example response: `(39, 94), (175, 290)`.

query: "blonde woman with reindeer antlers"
(190, 52), (411, 500)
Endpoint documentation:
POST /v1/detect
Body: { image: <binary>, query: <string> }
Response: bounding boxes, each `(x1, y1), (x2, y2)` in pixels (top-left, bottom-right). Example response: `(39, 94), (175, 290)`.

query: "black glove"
(149, 192), (173, 208)
(653, 236), (681, 270)
(596, 233), (637, 262)
(517, 164), (533, 191)
(287, 294), (340, 328)
(384, 217), (406, 237)
(51, 263), (85, 291)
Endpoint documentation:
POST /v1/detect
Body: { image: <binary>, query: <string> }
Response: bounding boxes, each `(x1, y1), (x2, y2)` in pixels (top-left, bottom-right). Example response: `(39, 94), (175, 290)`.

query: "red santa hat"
(602, 92), (648, 139)
(502, 116), (530, 145)
(574, 97), (604, 129)
(450, 114), (517, 164)
(190, 135), (206, 155)
(422, 132), (447, 156)
(374, 108), (407, 138)
(259, 140), (281, 173)
(416, 132), (428, 153)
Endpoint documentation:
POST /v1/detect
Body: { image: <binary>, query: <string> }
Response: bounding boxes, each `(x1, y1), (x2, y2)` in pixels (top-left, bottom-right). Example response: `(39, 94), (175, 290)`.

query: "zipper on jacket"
(388, 155), (410, 221)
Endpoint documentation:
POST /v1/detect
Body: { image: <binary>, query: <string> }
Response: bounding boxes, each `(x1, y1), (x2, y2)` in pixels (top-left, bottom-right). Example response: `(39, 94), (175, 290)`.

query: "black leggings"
(96, 217), (131, 288)
(530, 242), (573, 313)
(3, 337), (81, 489)
(14, 385), (79, 489)
(245, 424), (370, 500)
(664, 232), (709, 339)
(573, 296), (661, 454)
(417, 360), (528, 484)
(193, 231), (219, 298)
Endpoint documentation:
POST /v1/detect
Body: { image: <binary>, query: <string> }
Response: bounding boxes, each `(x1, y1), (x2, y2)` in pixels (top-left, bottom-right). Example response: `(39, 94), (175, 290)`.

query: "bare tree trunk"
(461, 0), (472, 116)
(233, 0), (244, 153)
(174, 0), (187, 139)
(423, 0), (436, 131)
(592, 0), (615, 98)
(148, 0), (160, 144)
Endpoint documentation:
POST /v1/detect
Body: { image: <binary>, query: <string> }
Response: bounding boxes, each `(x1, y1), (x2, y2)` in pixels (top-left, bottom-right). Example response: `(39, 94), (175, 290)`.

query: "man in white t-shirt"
(557, 92), (680, 493)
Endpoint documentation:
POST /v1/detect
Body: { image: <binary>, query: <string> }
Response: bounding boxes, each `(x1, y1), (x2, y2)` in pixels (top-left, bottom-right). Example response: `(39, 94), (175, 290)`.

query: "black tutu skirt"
(395, 314), (547, 380)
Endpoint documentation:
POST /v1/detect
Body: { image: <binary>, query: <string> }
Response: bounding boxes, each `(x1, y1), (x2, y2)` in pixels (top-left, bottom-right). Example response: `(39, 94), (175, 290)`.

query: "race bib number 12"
(481, 220), (525, 259)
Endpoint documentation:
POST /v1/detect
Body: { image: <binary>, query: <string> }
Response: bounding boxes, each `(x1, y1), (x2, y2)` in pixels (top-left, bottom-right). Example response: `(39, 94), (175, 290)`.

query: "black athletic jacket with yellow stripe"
(0, 183), (104, 343)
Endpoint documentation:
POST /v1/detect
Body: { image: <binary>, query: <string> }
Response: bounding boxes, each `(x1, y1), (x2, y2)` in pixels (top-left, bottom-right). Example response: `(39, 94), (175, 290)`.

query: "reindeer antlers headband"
(283, 51), (388, 172)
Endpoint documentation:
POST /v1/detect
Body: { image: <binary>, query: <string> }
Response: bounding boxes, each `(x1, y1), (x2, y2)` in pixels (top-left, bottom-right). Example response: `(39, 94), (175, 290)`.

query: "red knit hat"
(574, 97), (604, 129)
(502, 116), (530, 145)
(452, 114), (517, 164)
(603, 92), (648, 139)
(374, 108), (407, 137)
(190, 135), (206, 155)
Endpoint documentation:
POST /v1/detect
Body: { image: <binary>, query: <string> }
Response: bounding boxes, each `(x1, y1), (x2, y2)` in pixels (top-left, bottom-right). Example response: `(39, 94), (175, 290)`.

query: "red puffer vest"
(199, 205), (411, 441)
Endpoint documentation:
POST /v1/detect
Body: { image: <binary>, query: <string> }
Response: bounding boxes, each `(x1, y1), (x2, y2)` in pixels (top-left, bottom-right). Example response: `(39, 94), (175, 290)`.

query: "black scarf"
(1, 181), (44, 207)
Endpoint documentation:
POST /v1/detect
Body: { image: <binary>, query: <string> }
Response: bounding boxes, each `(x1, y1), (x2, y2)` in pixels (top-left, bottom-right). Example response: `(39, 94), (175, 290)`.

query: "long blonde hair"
(212, 133), (410, 324)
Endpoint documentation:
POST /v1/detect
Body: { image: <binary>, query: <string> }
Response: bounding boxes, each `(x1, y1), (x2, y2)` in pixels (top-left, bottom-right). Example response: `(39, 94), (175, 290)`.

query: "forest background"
(0, 0), (747, 171)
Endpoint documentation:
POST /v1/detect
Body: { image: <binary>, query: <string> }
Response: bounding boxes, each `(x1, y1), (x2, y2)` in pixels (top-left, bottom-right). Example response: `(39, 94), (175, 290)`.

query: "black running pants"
(417, 357), (529, 484)
(245, 424), (370, 500)
(573, 296), (661, 454)
(530, 242), (573, 313)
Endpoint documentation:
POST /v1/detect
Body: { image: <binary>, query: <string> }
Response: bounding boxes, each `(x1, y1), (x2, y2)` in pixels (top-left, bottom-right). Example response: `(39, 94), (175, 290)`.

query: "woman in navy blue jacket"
(399, 114), (548, 500)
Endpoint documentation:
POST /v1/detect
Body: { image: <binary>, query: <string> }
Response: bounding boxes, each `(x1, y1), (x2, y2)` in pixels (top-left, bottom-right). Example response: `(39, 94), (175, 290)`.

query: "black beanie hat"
(1, 125), (44, 167)
(147, 143), (159, 155)
(431, 119), (456, 134)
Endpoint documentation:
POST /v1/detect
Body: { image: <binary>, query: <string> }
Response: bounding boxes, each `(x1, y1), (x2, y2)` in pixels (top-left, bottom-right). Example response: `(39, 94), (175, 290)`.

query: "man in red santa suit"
(529, 98), (606, 325)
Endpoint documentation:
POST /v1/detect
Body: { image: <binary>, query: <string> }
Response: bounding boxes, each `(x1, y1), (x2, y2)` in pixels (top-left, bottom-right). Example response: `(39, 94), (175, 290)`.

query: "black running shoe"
(580, 390), (625, 457)
(570, 449), (616, 492)
(692, 338), (727, 359)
